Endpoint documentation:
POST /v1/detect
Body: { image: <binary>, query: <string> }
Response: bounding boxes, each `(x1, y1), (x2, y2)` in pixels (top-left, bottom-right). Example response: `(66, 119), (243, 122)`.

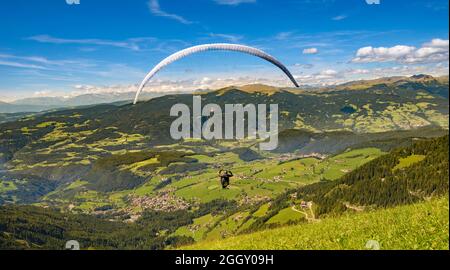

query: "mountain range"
(1, 75), (447, 114)
(0, 74), (448, 250)
(0, 91), (187, 114)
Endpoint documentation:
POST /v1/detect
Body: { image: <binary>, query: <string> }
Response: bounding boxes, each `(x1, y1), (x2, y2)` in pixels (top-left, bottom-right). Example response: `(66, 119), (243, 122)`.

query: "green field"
(29, 147), (385, 211)
(0, 181), (17, 192)
(266, 207), (304, 225)
(170, 148), (385, 203)
(393, 154), (426, 171)
(313, 148), (384, 180)
(173, 213), (223, 241)
(182, 197), (449, 250)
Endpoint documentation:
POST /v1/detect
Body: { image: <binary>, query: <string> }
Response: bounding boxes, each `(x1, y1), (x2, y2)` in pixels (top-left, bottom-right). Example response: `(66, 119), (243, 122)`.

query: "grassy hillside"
(182, 197), (449, 250)
(169, 136), (448, 243)
(295, 135), (449, 217)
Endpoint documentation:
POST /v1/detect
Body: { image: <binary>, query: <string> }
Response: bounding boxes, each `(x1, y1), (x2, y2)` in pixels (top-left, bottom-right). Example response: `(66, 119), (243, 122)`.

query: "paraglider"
(133, 43), (299, 104)
(218, 169), (233, 189)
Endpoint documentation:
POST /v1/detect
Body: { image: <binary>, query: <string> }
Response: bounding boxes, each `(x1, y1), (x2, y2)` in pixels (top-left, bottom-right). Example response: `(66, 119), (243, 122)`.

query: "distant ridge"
(330, 74), (449, 91)
(1, 74), (448, 113)
(216, 84), (283, 95)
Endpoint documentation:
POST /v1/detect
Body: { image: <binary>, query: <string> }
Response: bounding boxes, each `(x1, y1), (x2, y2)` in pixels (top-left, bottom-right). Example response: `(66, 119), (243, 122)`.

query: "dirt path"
(292, 203), (319, 222)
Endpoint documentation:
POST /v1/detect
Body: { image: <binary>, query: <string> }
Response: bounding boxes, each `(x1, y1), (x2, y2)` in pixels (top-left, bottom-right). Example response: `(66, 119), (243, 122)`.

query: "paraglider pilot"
(218, 169), (233, 189)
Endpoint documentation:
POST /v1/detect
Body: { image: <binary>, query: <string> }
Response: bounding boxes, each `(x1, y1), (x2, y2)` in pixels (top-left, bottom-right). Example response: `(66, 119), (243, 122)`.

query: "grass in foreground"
(180, 197), (449, 250)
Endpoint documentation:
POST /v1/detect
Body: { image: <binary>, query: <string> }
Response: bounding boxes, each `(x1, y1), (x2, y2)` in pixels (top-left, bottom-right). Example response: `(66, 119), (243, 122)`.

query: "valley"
(0, 75), (448, 250)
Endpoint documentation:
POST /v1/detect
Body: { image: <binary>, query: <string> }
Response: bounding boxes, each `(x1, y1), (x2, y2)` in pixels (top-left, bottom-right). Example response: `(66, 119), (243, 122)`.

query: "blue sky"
(0, 0), (448, 100)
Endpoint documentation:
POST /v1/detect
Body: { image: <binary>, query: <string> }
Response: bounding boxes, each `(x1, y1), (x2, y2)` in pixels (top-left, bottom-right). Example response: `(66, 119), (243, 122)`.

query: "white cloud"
(148, 0), (193, 24)
(68, 75), (289, 96)
(208, 33), (243, 42)
(293, 68), (343, 85)
(214, 0), (256, 5)
(332, 15), (347, 21)
(424, 38), (449, 47)
(352, 38), (449, 64)
(33, 90), (54, 97)
(314, 69), (338, 79)
(347, 68), (370, 74)
(274, 32), (294, 40)
(302, 47), (319, 54)
(352, 45), (416, 62)
(28, 35), (143, 51)
(369, 64), (448, 77)
(294, 63), (314, 69)
(0, 54), (53, 65)
(71, 84), (140, 95)
(0, 59), (47, 70)
(27, 35), (189, 53)
(0, 53), (96, 68)
(0, 53), (103, 77)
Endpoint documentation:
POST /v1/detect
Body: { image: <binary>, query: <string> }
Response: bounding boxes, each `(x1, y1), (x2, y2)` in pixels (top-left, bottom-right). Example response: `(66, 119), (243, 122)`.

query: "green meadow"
(182, 197), (449, 250)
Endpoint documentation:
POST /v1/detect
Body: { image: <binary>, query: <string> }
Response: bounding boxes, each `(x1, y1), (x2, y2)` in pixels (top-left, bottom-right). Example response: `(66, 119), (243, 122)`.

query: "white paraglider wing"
(133, 43), (299, 104)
